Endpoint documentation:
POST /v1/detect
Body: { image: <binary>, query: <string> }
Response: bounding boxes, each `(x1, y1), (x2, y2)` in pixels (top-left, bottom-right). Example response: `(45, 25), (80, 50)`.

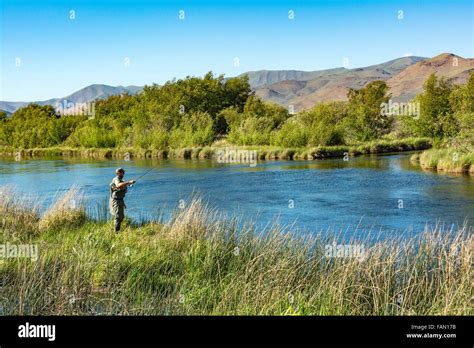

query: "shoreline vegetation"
(411, 149), (474, 174)
(0, 137), (432, 161)
(1, 71), (472, 174)
(0, 187), (471, 315)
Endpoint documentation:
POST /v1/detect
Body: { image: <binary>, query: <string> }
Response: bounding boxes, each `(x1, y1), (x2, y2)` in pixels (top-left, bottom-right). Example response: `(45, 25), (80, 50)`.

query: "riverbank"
(411, 148), (474, 174)
(0, 187), (470, 315)
(0, 137), (431, 161)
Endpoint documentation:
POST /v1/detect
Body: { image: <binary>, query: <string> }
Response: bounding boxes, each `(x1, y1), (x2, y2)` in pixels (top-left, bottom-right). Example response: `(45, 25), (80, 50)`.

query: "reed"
(413, 148), (473, 174)
(0, 138), (431, 161)
(0, 187), (470, 315)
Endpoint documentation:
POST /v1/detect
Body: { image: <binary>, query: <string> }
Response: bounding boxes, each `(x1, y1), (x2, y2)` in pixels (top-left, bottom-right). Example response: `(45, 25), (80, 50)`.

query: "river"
(0, 153), (472, 238)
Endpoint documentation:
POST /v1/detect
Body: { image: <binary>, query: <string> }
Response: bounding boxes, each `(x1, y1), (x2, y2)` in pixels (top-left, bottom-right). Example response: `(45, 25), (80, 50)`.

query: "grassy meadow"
(0, 187), (471, 316)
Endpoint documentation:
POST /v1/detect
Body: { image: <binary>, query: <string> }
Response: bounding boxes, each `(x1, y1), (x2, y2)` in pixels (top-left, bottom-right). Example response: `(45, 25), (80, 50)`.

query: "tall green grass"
(0, 137), (431, 161)
(412, 148), (473, 174)
(0, 187), (471, 315)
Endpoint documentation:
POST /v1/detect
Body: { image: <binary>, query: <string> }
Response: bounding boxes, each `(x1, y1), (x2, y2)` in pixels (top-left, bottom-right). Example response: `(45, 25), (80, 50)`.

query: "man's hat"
(115, 168), (125, 174)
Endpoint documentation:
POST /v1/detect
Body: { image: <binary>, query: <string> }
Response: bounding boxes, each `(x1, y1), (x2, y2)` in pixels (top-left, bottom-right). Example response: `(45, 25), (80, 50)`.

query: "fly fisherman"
(109, 168), (136, 232)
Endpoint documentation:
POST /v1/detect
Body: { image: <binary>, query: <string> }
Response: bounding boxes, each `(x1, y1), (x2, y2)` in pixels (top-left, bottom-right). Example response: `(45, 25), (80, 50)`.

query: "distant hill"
(242, 67), (347, 89)
(0, 103), (23, 115)
(243, 54), (473, 110)
(387, 53), (474, 102)
(2, 54), (472, 114)
(0, 84), (143, 115)
(42, 84), (143, 105)
(246, 56), (427, 110)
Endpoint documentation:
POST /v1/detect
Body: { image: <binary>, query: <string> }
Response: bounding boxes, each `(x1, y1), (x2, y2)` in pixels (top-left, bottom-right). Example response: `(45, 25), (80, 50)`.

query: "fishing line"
(128, 168), (154, 194)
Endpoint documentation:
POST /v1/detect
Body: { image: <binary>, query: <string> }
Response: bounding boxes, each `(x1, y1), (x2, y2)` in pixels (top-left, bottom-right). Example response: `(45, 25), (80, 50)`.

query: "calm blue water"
(0, 153), (472, 237)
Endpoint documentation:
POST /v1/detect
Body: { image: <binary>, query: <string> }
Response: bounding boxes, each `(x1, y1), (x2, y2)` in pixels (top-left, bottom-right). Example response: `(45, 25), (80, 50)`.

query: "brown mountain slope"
(251, 56), (425, 111)
(387, 53), (474, 102)
(252, 54), (472, 111)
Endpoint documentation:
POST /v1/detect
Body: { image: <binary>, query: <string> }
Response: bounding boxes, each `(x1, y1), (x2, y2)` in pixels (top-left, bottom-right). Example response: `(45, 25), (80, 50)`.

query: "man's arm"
(115, 180), (136, 189)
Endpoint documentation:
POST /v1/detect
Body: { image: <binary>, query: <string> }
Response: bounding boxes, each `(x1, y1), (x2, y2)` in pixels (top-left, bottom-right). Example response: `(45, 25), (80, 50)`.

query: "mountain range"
(1, 53), (473, 115)
(0, 85), (143, 115)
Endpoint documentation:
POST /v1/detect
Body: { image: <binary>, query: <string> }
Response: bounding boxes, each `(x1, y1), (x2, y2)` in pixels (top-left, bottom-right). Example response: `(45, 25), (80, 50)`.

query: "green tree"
(449, 72), (474, 150)
(0, 104), (85, 148)
(227, 96), (290, 145)
(412, 73), (455, 139)
(347, 80), (392, 141)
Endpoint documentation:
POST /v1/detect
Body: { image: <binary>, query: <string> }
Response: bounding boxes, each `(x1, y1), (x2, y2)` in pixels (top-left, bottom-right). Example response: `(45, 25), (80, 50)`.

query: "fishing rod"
(130, 168), (154, 187)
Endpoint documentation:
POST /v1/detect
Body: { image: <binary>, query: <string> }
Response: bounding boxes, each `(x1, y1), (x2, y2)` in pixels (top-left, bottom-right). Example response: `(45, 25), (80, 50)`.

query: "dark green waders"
(109, 198), (125, 232)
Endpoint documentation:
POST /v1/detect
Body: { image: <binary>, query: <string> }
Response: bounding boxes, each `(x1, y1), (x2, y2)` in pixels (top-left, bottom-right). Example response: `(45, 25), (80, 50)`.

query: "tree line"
(0, 71), (472, 150)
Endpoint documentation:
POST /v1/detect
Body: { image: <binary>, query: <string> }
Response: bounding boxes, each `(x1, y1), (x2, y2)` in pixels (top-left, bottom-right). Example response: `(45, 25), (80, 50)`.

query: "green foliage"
(67, 123), (119, 148)
(406, 74), (457, 139)
(304, 102), (348, 146)
(228, 116), (274, 145)
(168, 111), (214, 148)
(0, 73), (252, 150)
(271, 118), (309, 147)
(227, 96), (291, 145)
(0, 104), (86, 148)
(346, 80), (392, 141)
(417, 148), (473, 173)
(271, 102), (348, 147)
(0, 72), (471, 151)
(449, 72), (474, 151)
(140, 72), (251, 133)
(400, 72), (473, 151)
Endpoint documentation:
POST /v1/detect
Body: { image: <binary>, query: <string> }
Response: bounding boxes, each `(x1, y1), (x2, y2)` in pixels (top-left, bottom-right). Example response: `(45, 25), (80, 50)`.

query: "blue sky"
(1, 0), (473, 101)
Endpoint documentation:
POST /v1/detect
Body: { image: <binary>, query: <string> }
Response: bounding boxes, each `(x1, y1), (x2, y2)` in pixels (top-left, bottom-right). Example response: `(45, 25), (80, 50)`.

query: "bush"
(228, 116), (273, 145)
(67, 125), (118, 148)
(168, 111), (214, 148)
(271, 118), (309, 147)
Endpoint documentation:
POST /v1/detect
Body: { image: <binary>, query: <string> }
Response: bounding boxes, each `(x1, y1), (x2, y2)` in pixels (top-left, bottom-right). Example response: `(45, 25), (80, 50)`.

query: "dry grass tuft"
(0, 185), (40, 236)
(38, 186), (87, 231)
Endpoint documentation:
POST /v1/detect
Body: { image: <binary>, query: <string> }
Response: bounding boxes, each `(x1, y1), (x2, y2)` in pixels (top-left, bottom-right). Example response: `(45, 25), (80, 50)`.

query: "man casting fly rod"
(109, 167), (153, 232)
